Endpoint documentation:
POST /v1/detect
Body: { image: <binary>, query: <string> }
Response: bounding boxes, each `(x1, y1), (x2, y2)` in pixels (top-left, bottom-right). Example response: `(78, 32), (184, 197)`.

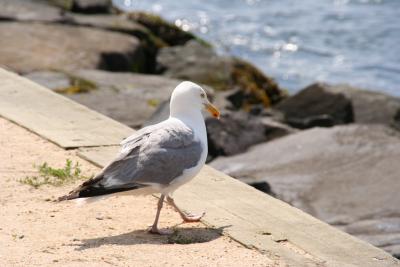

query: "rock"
(284, 82), (400, 129)
(206, 111), (294, 159)
(64, 13), (151, 36)
(385, 245), (400, 259)
(296, 83), (400, 131)
(393, 110), (400, 130)
(127, 12), (201, 46)
(25, 70), (182, 128)
(324, 83), (400, 126)
(247, 181), (275, 196)
(340, 218), (400, 236)
(211, 124), (400, 256)
(71, 0), (111, 13)
(211, 89), (239, 112)
(206, 112), (267, 158)
(24, 71), (96, 94)
(45, 0), (73, 10)
(24, 71), (72, 92)
(0, 0), (64, 22)
(64, 13), (165, 46)
(274, 83), (354, 129)
(158, 40), (285, 109)
(339, 218), (400, 258)
(64, 13), (166, 73)
(261, 116), (296, 139)
(47, 0), (111, 14)
(0, 22), (146, 73)
(356, 232), (400, 259)
(143, 100), (170, 127)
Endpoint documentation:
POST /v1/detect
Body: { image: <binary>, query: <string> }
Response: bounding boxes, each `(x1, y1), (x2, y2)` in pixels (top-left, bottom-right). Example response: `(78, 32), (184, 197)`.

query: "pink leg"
(149, 194), (173, 235)
(166, 195), (205, 223)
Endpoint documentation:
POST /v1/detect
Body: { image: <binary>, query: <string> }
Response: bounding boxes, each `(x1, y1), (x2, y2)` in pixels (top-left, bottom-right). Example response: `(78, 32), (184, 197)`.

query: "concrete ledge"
(1, 68), (399, 267)
(0, 68), (132, 148)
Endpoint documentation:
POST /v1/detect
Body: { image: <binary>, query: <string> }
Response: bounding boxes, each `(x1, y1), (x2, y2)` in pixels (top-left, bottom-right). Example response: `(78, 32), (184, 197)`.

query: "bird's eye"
(200, 93), (205, 98)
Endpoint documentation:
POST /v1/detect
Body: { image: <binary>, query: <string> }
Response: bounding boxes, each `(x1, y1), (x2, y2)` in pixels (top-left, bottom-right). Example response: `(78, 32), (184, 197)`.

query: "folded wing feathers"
(58, 120), (201, 202)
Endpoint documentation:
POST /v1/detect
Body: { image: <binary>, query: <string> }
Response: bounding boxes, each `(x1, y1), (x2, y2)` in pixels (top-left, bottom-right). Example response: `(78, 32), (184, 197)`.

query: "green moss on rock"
(229, 58), (287, 109)
(54, 73), (97, 94)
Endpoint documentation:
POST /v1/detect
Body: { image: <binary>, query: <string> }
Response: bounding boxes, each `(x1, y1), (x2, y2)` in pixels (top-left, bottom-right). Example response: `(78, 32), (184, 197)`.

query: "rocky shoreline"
(1, 0), (399, 258)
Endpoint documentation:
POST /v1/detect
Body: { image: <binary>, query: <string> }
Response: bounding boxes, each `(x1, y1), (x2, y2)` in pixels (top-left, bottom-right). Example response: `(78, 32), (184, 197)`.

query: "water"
(114, 0), (400, 96)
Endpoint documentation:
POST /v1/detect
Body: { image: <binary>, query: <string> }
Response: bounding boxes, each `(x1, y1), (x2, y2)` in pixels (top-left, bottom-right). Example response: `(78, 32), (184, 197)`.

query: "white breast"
(161, 115), (208, 195)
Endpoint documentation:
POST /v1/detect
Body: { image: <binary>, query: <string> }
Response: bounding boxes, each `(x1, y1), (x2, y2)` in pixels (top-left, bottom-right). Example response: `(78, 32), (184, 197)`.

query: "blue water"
(114, 0), (400, 96)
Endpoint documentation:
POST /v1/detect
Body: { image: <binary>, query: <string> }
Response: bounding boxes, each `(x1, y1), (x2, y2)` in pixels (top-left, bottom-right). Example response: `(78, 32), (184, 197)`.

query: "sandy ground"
(0, 117), (278, 267)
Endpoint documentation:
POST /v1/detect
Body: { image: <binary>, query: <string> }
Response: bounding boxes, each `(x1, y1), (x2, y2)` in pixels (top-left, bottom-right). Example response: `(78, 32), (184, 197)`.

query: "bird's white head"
(170, 81), (220, 119)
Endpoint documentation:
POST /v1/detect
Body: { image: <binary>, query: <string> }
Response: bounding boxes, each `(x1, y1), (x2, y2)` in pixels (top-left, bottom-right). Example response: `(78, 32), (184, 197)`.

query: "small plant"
(20, 159), (90, 189)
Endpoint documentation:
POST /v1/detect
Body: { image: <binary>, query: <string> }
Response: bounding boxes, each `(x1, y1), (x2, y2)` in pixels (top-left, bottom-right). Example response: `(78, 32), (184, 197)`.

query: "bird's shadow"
(70, 225), (231, 251)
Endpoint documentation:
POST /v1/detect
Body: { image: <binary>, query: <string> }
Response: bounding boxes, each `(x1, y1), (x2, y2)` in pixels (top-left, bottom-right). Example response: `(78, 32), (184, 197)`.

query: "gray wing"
(103, 120), (203, 187)
(102, 122), (203, 186)
(61, 120), (203, 200)
(119, 123), (158, 149)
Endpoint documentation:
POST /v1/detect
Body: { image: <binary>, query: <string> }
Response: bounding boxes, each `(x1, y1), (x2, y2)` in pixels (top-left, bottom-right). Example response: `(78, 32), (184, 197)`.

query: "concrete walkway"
(0, 117), (276, 266)
(0, 68), (398, 267)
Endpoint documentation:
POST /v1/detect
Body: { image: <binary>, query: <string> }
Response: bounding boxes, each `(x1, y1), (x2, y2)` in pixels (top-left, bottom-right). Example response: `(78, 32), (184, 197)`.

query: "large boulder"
(337, 218), (400, 259)
(143, 100), (171, 127)
(211, 124), (400, 256)
(64, 13), (165, 46)
(64, 13), (166, 72)
(47, 0), (112, 14)
(280, 82), (400, 129)
(24, 71), (97, 94)
(25, 70), (181, 128)
(70, 0), (111, 13)
(0, 0), (65, 22)
(274, 83), (354, 129)
(157, 40), (285, 109)
(325, 83), (400, 126)
(206, 112), (295, 159)
(393, 110), (400, 130)
(0, 22), (145, 73)
(63, 13), (143, 31)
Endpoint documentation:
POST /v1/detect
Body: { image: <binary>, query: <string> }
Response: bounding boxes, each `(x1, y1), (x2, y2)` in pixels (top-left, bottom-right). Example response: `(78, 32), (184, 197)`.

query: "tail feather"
(57, 174), (145, 202)
(57, 175), (103, 201)
(72, 187), (157, 206)
(58, 184), (145, 202)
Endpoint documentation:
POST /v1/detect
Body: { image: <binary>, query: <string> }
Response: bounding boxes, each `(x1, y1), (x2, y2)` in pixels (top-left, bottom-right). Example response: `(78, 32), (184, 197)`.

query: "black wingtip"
(57, 184), (145, 202)
(57, 174), (104, 202)
(76, 185), (144, 198)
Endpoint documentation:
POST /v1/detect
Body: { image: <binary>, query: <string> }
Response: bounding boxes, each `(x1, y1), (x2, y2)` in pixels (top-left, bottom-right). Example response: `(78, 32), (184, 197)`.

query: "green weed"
(20, 159), (90, 189)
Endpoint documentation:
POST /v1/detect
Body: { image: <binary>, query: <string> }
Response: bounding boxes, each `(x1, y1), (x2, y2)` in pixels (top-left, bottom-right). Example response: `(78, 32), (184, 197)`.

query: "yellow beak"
(205, 103), (220, 119)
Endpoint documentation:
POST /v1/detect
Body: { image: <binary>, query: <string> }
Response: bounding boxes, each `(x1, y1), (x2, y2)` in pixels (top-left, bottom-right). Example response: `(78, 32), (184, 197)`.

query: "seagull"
(58, 81), (220, 234)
